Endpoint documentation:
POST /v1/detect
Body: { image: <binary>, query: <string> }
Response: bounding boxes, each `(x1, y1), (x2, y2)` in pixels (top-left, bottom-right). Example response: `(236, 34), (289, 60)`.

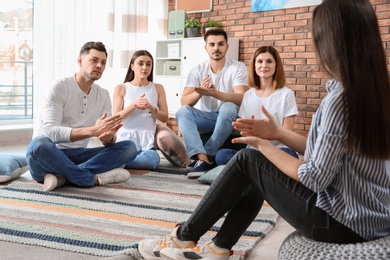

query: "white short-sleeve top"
(185, 57), (248, 112)
(239, 86), (298, 147)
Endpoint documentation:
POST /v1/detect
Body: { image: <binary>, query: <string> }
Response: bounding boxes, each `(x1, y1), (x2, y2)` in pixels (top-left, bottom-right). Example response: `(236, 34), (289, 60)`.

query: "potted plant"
(205, 20), (222, 32)
(185, 17), (202, 38)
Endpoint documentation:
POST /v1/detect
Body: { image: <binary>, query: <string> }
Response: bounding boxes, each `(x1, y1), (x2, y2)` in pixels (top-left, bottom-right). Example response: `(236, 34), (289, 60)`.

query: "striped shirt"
(298, 79), (390, 240)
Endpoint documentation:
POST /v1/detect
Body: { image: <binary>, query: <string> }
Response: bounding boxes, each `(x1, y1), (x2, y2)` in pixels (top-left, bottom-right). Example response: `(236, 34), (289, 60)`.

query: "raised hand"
(232, 106), (279, 140)
(94, 113), (122, 141)
(231, 135), (273, 151)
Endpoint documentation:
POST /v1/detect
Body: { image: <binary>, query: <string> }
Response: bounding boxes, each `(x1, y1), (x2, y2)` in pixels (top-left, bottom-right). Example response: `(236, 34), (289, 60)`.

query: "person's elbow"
(41, 124), (70, 144)
(159, 113), (169, 123)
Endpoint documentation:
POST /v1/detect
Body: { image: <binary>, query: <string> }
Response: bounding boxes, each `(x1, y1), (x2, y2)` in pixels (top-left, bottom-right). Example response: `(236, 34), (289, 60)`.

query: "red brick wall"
(168, 0), (390, 137)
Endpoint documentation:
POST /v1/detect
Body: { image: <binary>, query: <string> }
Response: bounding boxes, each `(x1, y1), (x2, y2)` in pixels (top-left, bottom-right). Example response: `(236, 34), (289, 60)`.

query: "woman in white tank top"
(112, 50), (169, 169)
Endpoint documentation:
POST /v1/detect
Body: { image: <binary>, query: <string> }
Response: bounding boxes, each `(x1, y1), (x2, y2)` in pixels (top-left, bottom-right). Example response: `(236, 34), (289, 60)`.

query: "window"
(0, 0), (33, 121)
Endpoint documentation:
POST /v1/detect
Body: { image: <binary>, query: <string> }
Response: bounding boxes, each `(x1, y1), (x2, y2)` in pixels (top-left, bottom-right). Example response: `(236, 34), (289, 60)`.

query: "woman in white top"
(215, 46), (298, 165)
(113, 50), (169, 169)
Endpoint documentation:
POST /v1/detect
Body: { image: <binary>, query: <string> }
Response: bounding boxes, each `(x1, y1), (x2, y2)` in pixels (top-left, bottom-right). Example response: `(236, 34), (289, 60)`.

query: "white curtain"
(33, 0), (168, 129)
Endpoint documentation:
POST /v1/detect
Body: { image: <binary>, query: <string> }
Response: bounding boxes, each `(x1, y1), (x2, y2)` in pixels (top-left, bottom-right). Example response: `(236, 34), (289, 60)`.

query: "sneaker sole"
(138, 239), (163, 260)
(160, 246), (230, 260)
(159, 250), (182, 260)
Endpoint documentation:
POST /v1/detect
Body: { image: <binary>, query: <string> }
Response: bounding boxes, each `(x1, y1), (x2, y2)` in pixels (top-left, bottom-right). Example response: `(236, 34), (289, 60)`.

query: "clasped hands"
(232, 106), (279, 149)
(133, 93), (155, 112)
(195, 75), (216, 96)
(95, 113), (122, 144)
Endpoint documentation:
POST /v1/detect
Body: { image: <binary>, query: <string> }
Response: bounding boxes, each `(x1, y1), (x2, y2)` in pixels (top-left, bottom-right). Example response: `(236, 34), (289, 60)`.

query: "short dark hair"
(204, 28), (228, 43)
(79, 41), (107, 58)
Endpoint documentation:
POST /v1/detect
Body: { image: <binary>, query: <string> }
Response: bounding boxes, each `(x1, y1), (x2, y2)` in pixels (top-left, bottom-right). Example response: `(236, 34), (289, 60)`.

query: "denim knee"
(26, 136), (55, 156)
(175, 105), (191, 120)
(144, 150), (161, 169)
(125, 149), (160, 170)
(215, 148), (238, 165)
(218, 102), (239, 120)
(116, 140), (137, 160)
(141, 149), (160, 168)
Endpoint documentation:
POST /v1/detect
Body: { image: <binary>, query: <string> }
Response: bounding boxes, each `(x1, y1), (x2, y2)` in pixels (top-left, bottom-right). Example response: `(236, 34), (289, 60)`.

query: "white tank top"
(117, 82), (158, 151)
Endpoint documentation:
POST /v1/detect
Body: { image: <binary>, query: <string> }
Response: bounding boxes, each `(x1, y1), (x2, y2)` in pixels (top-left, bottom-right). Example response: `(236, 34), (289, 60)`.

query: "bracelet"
(150, 107), (158, 115)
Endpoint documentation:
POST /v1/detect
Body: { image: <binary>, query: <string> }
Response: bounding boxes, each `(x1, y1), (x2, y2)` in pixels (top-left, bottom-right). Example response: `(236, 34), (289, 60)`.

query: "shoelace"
(157, 236), (169, 249)
(157, 235), (195, 249)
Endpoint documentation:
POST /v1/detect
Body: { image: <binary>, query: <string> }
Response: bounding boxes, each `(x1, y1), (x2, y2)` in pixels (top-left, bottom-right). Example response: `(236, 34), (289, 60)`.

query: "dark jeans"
(178, 149), (365, 250)
(26, 136), (137, 187)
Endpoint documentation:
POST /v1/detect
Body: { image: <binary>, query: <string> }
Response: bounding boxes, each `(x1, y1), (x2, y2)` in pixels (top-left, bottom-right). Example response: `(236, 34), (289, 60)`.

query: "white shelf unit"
(154, 37), (240, 114)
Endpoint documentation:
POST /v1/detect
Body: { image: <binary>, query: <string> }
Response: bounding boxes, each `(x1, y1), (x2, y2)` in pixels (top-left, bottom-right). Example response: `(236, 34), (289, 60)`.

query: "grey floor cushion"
(279, 231), (390, 259)
(0, 154), (28, 183)
(197, 165), (226, 184)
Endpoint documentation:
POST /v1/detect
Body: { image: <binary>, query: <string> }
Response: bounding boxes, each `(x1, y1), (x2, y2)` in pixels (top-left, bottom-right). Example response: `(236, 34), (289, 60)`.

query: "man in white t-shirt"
(26, 42), (137, 191)
(176, 28), (248, 178)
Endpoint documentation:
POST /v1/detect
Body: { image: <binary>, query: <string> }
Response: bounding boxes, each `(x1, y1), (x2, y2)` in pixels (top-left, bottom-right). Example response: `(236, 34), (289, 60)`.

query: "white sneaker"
(138, 226), (196, 259)
(160, 241), (231, 260)
(43, 173), (66, 191)
(96, 168), (130, 185)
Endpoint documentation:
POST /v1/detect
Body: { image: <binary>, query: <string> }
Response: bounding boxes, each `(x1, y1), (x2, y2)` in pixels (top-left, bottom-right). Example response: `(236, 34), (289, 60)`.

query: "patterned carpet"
(0, 171), (279, 259)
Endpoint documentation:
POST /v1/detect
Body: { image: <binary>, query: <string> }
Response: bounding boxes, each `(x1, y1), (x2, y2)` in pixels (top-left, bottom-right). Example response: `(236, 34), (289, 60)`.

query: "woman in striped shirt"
(138, 0), (390, 259)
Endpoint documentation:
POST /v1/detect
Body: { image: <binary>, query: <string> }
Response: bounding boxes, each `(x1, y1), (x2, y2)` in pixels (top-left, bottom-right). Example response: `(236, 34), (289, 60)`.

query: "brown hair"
(313, 0), (390, 159)
(248, 46), (285, 90)
(204, 28), (228, 43)
(79, 41), (107, 58)
(123, 50), (154, 83)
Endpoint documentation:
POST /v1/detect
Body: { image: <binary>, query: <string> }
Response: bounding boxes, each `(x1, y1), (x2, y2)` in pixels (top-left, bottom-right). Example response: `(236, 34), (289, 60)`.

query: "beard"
(210, 52), (225, 61)
(84, 70), (101, 81)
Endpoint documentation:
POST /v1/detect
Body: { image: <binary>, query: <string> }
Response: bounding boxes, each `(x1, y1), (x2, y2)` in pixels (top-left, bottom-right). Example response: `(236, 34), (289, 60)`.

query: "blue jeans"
(175, 102), (239, 159)
(124, 149), (160, 170)
(26, 136), (137, 187)
(178, 149), (365, 250)
(215, 146), (299, 165)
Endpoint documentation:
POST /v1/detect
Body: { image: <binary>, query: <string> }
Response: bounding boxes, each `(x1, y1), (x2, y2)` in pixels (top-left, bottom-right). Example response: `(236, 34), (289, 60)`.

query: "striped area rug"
(0, 171), (278, 259)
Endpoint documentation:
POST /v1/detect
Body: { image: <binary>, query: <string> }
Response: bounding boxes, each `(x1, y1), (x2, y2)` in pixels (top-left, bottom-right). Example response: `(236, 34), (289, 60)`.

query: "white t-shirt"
(239, 86), (298, 147)
(117, 82), (158, 151)
(185, 57), (248, 112)
(35, 76), (112, 149)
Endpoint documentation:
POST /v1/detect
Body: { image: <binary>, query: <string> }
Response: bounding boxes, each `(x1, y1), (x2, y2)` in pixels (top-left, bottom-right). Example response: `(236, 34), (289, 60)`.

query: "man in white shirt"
(176, 28), (248, 178)
(26, 41), (137, 191)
